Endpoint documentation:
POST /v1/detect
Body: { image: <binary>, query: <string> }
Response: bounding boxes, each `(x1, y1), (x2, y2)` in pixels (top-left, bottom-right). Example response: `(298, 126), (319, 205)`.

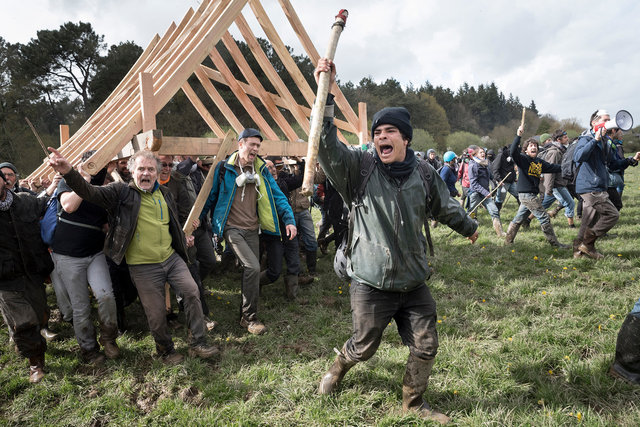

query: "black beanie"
(371, 107), (413, 143)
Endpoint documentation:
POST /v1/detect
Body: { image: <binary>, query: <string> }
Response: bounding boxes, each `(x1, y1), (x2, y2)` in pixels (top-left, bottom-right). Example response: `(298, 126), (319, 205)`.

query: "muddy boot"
(402, 354), (450, 424)
(318, 347), (357, 395)
(28, 353), (45, 383)
(610, 313), (640, 385)
(541, 223), (569, 248)
(284, 274), (299, 300)
(521, 216), (531, 229)
(567, 216), (575, 228)
(492, 218), (506, 237)
(504, 222), (521, 244)
(548, 205), (563, 218)
(572, 238), (583, 259)
(99, 323), (120, 359)
(577, 229), (604, 259)
(298, 274), (315, 286)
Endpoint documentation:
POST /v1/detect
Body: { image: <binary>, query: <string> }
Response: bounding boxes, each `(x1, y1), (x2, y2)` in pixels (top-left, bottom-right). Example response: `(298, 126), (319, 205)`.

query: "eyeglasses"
(160, 162), (172, 168)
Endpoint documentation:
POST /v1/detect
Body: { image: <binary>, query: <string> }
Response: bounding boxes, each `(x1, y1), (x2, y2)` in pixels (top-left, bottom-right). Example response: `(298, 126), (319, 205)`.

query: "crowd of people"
(1, 57), (639, 423)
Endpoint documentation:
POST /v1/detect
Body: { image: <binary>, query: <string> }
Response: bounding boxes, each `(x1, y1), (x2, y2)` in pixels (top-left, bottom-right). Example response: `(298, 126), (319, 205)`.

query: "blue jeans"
(344, 282), (438, 362)
(469, 191), (500, 219)
(631, 297), (640, 315)
(541, 186), (575, 218)
(512, 193), (550, 226)
(494, 182), (518, 204)
(52, 251), (118, 351)
(294, 210), (318, 251)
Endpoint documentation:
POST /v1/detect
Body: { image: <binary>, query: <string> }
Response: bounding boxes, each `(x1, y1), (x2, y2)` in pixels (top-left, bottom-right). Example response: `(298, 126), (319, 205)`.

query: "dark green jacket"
(318, 119), (476, 292)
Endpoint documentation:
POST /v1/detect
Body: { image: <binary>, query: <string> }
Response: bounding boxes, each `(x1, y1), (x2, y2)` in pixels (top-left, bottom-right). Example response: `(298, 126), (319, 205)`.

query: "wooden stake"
(300, 9), (348, 196)
(25, 117), (49, 157)
(521, 107), (526, 130)
(183, 130), (236, 237)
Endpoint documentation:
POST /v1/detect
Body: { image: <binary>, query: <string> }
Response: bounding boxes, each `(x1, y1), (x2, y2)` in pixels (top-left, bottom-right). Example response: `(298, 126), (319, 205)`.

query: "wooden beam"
(208, 47), (278, 140)
(157, 135), (308, 157)
(277, 0), (361, 128)
(194, 66), (244, 133)
(139, 72), (157, 133)
(221, 31), (300, 142)
(181, 82), (226, 137)
(234, 13), (310, 134)
(358, 102), (369, 146)
(59, 125), (69, 145)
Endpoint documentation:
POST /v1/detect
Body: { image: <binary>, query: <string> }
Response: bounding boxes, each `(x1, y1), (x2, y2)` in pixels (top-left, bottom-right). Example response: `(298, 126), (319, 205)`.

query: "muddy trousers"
(342, 281), (438, 363)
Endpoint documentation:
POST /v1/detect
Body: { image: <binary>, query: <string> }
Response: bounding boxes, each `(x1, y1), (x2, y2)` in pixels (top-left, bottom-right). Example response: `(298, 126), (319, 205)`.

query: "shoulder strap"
(416, 160), (434, 256)
(355, 152), (376, 204)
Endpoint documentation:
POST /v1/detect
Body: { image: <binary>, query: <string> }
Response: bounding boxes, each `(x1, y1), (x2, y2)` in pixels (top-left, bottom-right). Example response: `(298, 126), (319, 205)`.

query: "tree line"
(2, 21), (630, 175)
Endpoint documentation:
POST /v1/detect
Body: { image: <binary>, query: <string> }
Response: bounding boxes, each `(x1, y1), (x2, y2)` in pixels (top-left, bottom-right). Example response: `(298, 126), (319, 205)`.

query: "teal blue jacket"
(199, 152), (295, 237)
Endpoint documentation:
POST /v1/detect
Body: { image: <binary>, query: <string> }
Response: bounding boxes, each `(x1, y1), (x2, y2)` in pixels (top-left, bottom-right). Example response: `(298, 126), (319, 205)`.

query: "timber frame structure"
(28, 0), (368, 181)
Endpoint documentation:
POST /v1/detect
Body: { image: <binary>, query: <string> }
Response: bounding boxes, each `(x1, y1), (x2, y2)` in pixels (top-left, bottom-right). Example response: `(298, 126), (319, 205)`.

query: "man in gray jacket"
(314, 59), (478, 424)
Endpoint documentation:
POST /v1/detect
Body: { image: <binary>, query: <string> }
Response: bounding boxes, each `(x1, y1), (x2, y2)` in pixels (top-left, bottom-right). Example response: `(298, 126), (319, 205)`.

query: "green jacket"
(318, 119), (477, 292)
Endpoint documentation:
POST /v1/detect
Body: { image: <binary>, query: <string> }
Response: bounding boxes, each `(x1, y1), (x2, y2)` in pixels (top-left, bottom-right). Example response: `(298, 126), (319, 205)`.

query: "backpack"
(334, 153), (434, 281)
(561, 141), (580, 183)
(40, 189), (61, 246)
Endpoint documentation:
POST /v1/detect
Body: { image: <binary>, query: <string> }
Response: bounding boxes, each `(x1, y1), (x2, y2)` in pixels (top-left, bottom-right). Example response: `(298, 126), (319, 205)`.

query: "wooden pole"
(25, 117), (49, 157)
(520, 107), (526, 130)
(183, 130), (237, 237)
(300, 9), (348, 196)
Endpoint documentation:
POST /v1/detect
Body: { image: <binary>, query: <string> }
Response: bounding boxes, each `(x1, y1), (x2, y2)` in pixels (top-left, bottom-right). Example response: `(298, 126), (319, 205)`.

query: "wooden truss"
(29, 0), (368, 181)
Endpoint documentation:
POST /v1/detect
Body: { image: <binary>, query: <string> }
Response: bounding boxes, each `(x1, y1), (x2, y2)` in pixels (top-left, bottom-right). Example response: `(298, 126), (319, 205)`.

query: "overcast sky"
(2, 0), (639, 128)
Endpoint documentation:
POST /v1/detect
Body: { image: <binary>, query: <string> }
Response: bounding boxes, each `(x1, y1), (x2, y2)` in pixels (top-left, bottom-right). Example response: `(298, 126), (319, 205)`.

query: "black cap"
(0, 162), (18, 175)
(371, 107), (413, 142)
(238, 128), (263, 142)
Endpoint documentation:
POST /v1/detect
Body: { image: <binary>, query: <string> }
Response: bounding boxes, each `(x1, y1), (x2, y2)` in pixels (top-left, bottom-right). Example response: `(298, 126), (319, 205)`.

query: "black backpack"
(561, 141), (580, 183)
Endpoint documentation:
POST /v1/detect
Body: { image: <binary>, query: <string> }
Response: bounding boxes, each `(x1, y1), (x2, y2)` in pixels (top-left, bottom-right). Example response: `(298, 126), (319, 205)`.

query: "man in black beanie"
(313, 58), (478, 425)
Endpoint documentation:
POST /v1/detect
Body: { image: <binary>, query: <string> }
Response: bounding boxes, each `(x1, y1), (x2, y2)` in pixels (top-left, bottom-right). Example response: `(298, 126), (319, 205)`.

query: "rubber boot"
(492, 218), (506, 237)
(548, 205), (563, 218)
(504, 222), (521, 244)
(259, 270), (271, 287)
(402, 354), (450, 424)
(306, 250), (317, 276)
(610, 313), (640, 385)
(99, 323), (120, 359)
(567, 216), (575, 228)
(28, 353), (45, 383)
(541, 223), (569, 248)
(577, 229), (604, 259)
(572, 238), (583, 259)
(284, 274), (299, 300)
(318, 347), (357, 395)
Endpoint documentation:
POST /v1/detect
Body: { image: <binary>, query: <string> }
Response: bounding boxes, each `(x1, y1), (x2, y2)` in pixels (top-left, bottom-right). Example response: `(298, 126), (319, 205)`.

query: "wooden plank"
(221, 31), (300, 142)
(199, 65), (357, 134)
(248, 0), (316, 106)
(277, 0), (361, 128)
(358, 102), (369, 146)
(132, 129), (163, 152)
(59, 125), (69, 145)
(139, 72), (157, 132)
(157, 135), (307, 157)
(233, 13), (310, 134)
(194, 66), (244, 133)
(208, 47), (278, 140)
(183, 130), (236, 237)
(181, 82), (226, 137)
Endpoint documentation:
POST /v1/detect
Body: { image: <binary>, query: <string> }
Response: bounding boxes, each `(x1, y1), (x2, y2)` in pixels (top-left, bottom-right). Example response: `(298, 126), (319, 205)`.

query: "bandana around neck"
(374, 147), (417, 179)
(0, 189), (14, 211)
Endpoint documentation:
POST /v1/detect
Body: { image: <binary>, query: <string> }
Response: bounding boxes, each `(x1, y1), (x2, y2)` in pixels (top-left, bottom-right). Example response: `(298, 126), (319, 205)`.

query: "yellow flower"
(533, 256), (538, 260)
(564, 355), (570, 360)
(573, 267), (577, 270)
(563, 267), (568, 270)
(577, 412), (582, 421)
(226, 337), (230, 342)
(442, 316), (447, 320)
(482, 299), (486, 302)
(437, 320), (442, 324)
(542, 291), (547, 295)
(609, 314), (615, 319)
(508, 337), (513, 341)
(511, 249), (515, 253)
(548, 369), (554, 375)
(598, 324), (602, 331)
(338, 286), (342, 290)
(453, 390), (458, 395)
(618, 254), (622, 257)
(481, 246), (485, 249)
(538, 399), (544, 405)
(338, 290), (342, 294)
(217, 296), (222, 300)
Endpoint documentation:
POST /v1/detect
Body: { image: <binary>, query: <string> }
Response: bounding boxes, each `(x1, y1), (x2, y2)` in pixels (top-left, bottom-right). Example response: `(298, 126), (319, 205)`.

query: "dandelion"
(482, 299), (486, 302)
(573, 267), (577, 270)
(577, 412), (582, 421)
(533, 256), (538, 260)
(338, 290), (342, 294)
(226, 301), (230, 305)
(564, 355), (570, 360)
(226, 337), (231, 342)
(548, 369), (554, 375)
(437, 320), (442, 324)
(618, 254), (622, 257)
(338, 286), (342, 290)
(610, 314), (615, 319)
(511, 249), (515, 253)
(541, 291), (547, 295)
(442, 315), (447, 320)
(453, 390), (458, 395)
(217, 296), (222, 300)
(554, 275), (557, 279)
(563, 267), (568, 270)
(598, 324), (602, 331)
(508, 337), (513, 341)
(481, 246), (485, 249)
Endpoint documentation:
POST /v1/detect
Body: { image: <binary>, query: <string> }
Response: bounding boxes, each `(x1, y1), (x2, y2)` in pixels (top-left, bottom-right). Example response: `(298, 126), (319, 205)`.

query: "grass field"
(1, 168), (640, 426)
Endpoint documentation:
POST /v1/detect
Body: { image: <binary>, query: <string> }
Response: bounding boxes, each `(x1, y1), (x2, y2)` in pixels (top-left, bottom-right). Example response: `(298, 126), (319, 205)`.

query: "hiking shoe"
(188, 344), (220, 359)
(82, 350), (106, 366)
(102, 340), (120, 359)
(298, 275), (315, 286)
(240, 318), (267, 335)
(160, 350), (184, 365)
